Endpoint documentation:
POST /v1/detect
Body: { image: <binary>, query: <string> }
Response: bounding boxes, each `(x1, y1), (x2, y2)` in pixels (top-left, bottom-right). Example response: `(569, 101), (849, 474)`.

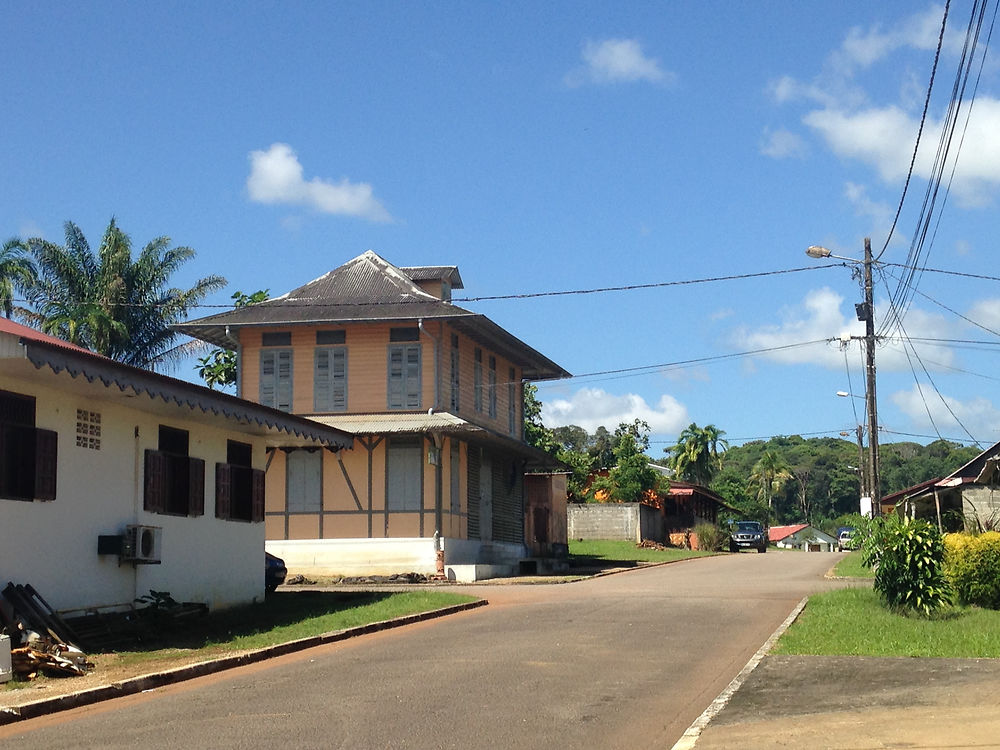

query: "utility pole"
(861, 238), (880, 515)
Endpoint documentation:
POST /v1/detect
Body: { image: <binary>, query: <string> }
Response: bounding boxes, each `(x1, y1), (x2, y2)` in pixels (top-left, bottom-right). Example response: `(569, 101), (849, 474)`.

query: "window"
(390, 327), (420, 342)
(450, 334), (460, 412)
(260, 349), (293, 412)
(388, 344), (421, 409)
(473, 348), (483, 412)
(488, 356), (497, 419)
(315, 347), (348, 412)
(144, 426), (205, 516)
(316, 330), (346, 345)
(262, 331), (292, 347)
(387, 438), (422, 511)
(216, 440), (264, 522)
(508, 368), (517, 435)
(287, 450), (322, 512)
(0, 390), (57, 502)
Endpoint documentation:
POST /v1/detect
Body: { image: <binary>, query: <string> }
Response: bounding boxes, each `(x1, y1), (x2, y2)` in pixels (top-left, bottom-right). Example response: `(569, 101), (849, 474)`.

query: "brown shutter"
(251, 469), (265, 523)
(34, 428), (58, 501)
(189, 457), (205, 516)
(215, 463), (232, 520)
(144, 450), (166, 513)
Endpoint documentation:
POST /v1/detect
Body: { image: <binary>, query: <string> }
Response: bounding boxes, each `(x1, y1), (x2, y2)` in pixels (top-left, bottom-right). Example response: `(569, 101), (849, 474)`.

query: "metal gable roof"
(174, 250), (570, 380)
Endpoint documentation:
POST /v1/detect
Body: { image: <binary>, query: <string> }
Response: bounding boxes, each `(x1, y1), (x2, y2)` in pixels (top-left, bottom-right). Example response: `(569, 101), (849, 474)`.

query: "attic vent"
(76, 409), (101, 450)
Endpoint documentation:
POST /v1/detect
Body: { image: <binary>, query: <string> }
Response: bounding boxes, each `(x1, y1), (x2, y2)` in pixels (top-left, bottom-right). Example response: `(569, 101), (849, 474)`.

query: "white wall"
(0, 373), (267, 613)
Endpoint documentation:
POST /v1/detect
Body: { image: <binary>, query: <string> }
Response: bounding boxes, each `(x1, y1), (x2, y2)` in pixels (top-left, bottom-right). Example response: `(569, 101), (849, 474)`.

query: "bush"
(693, 523), (729, 552)
(872, 517), (950, 616)
(944, 531), (1000, 609)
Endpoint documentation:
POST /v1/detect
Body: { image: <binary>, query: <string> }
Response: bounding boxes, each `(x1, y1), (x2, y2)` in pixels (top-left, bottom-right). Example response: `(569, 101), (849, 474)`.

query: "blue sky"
(4, 1), (1000, 454)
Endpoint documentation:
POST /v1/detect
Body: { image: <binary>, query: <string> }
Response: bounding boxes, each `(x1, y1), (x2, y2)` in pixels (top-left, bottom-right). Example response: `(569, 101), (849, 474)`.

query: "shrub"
(693, 523), (729, 552)
(872, 517), (950, 616)
(944, 531), (1000, 609)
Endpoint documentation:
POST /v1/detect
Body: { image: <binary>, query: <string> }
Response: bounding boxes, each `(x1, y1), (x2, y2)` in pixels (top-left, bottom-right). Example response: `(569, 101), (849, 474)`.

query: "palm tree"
(667, 423), (729, 485)
(750, 450), (793, 513)
(22, 219), (226, 370)
(0, 238), (37, 318)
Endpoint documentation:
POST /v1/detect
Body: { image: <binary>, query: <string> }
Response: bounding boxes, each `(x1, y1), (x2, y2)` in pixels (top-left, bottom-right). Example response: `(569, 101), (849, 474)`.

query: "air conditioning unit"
(123, 525), (162, 564)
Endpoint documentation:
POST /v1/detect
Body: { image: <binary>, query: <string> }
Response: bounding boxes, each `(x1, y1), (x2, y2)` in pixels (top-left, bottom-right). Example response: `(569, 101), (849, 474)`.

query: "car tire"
(758, 545), (766, 553)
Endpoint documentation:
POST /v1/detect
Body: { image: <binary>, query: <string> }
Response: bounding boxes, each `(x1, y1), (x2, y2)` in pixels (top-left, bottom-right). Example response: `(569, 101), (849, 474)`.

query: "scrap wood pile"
(1, 582), (94, 680)
(637, 539), (669, 550)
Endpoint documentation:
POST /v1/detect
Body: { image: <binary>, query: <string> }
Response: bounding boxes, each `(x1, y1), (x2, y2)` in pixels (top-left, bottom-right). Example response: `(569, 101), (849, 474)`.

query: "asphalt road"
(1, 550), (844, 749)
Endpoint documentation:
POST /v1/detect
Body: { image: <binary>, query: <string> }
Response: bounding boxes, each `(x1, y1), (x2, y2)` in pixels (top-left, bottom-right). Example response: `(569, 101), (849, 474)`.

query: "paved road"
(1, 551), (843, 749)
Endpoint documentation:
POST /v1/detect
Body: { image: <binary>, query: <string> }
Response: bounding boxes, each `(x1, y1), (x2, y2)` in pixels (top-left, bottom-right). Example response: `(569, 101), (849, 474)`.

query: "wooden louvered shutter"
(251, 469), (265, 522)
(34, 427), (58, 501)
(144, 450), (166, 513)
(189, 457), (205, 516)
(215, 463), (232, 519)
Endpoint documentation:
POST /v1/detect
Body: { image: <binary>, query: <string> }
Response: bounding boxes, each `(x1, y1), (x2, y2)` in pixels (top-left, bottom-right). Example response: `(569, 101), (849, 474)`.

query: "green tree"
(667, 423), (728, 485)
(0, 238), (37, 319)
(591, 421), (661, 503)
(196, 290), (269, 389)
(23, 219), (226, 369)
(523, 383), (556, 453)
(750, 450), (793, 514)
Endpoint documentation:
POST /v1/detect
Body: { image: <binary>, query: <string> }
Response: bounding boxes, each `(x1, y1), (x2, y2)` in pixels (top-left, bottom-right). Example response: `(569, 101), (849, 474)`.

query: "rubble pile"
(0, 582), (94, 681)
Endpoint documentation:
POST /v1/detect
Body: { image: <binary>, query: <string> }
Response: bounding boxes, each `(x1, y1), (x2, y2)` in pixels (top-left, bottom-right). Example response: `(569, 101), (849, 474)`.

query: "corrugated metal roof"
(174, 250), (569, 380)
(398, 265), (464, 289)
(308, 412), (473, 433)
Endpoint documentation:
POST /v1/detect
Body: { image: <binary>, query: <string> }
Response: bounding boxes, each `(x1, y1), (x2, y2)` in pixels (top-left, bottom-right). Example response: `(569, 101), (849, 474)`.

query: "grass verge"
(832, 550), (872, 578)
(568, 539), (714, 564)
(3, 590), (476, 692)
(775, 587), (1000, 658)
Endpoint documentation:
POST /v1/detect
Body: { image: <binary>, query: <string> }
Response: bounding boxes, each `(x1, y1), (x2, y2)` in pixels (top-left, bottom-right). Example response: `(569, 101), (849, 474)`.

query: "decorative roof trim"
(21, 339), (353, 449)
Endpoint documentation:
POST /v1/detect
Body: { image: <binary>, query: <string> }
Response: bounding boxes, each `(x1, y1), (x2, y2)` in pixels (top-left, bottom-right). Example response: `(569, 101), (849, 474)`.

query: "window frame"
(387, 343), (422, 410)
(260, 348), (293, 412)
(314, 346), (348, 412)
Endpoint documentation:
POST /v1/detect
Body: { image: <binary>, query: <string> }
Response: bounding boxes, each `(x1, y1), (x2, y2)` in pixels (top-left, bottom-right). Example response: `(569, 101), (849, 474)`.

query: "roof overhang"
(308, 411), (563, 469)
(4, 336), (353, 451)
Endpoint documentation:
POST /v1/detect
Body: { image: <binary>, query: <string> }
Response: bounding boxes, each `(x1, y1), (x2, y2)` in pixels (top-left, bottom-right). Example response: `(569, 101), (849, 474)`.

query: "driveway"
(2, 550), (843, 749)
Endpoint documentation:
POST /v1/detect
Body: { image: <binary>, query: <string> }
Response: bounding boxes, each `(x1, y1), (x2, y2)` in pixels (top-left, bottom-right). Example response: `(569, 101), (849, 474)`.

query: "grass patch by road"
(832, 550), (873, 578)
(3, 590), (476, 693)
(569, 539), (713, 564)
(776, 587), (1000, 658)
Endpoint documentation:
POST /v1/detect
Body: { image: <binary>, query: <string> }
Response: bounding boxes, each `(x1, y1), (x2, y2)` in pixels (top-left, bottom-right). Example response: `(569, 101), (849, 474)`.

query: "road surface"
(2, 550), (843, 749)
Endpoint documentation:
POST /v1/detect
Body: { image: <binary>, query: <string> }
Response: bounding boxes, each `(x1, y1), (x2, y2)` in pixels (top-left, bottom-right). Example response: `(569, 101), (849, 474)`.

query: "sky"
(3, 1), (1000, 456)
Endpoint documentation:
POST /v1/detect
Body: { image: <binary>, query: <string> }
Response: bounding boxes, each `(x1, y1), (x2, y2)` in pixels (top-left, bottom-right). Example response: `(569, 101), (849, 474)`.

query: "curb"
(669, 596), (809, 750)
(1, 599), (487, 726)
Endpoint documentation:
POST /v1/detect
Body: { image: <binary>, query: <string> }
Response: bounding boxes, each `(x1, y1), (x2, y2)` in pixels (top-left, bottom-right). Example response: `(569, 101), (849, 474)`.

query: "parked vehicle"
(265, 552), (287, 593)
(837, 528), (856, 552)
(730, 521), (767, 553)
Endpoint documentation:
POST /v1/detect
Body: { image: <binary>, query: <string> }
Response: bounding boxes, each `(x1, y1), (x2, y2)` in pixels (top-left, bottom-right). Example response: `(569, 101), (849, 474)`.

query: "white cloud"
(891, 384), (1000, 441)
(759, 127), (807, 159)
(966, 298), (1000, 333)
(565, 39), (673, 87)
(246, 143), (392, 223)
(843, 181), (893, 228)
(835, 5), (954, 71)
(541, 387), (688, 435)
(735, 287), (860, 367)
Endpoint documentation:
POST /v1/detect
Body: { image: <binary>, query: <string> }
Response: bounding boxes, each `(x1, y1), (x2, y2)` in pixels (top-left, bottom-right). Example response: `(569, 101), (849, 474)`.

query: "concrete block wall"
(567, 503), (664, 543)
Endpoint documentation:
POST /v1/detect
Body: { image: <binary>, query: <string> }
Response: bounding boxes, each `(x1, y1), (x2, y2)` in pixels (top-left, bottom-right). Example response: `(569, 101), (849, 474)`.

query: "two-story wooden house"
(176, 251), (569, 580)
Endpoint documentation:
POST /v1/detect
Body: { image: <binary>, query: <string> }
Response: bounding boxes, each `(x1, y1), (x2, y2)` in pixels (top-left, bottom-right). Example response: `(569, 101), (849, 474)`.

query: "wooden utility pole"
(862, 238), (880, 515)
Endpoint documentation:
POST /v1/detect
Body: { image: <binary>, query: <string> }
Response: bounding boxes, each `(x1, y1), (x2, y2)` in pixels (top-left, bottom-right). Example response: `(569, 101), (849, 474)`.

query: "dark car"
(730, 521), (767, 553)
(265, 552), (287, 593)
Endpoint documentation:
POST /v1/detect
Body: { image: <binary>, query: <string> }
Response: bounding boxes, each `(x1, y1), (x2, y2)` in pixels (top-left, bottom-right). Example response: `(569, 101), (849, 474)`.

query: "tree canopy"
(20, 219), (225, 370)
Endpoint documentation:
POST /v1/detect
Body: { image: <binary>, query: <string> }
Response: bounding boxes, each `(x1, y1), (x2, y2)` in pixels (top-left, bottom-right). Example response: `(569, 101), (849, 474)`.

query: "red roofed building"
(769, 523), (838, 551)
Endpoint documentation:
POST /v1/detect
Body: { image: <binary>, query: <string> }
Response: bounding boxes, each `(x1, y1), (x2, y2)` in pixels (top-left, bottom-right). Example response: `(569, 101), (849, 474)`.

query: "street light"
(808, 238), (880, 516)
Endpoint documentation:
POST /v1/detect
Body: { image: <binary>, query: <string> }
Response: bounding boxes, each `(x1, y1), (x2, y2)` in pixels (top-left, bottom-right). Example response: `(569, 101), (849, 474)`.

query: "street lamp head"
(836, 391), (850, 397)
(806, 245), (833, 259)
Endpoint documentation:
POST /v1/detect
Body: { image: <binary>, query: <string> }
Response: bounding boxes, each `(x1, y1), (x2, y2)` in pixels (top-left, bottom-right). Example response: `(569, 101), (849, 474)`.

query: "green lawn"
(776, 587), (1000, 658)
(568, 539), (714, 563)
(3, 590), (476, 689)
(832, 550), (873, 578)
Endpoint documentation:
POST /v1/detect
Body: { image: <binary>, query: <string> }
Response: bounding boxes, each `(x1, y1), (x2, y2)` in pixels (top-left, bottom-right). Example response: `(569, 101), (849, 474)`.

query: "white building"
(0, 319), (351, 614)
